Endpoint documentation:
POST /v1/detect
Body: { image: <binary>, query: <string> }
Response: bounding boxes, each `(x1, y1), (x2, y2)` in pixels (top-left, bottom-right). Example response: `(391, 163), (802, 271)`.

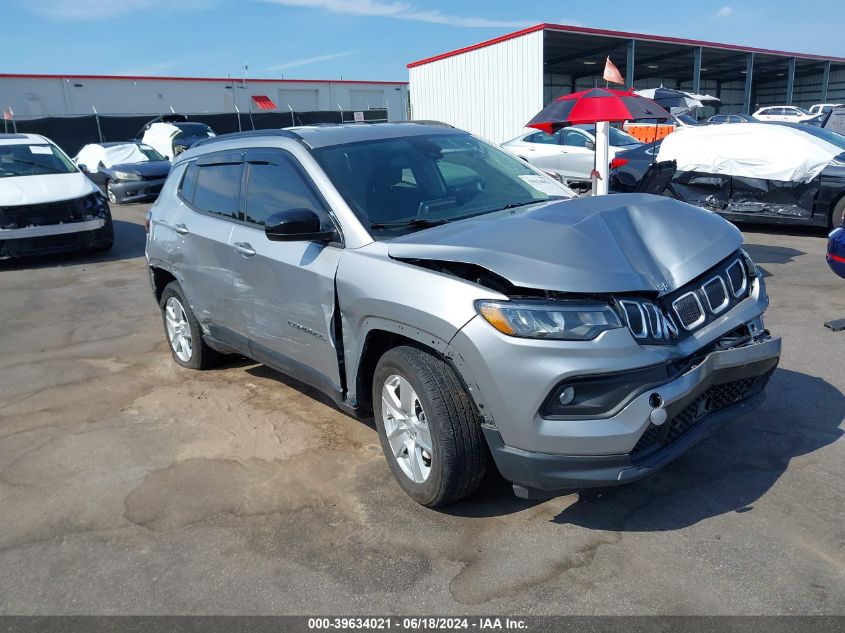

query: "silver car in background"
(501, 124), (641, 186)
(145, 123), (780, 506)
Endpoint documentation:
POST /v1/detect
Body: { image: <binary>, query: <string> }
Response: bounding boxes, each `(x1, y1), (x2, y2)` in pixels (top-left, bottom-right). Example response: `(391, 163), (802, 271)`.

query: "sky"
(4, 0), (844, 81)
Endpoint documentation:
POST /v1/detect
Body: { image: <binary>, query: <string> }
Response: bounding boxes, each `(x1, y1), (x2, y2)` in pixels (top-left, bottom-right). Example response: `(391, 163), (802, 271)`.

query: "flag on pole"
(603, 57), (625, 85)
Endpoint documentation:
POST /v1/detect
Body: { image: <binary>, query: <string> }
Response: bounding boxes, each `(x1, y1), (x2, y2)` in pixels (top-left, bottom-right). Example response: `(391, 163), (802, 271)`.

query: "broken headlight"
(476, 299), (622, 340)
(82, 192), (110, 218)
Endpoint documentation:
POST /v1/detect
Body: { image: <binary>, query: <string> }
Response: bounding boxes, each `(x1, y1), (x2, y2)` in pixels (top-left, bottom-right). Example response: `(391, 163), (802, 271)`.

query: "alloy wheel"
(164, 297), (192, 362)
(381, 374), (433, 483)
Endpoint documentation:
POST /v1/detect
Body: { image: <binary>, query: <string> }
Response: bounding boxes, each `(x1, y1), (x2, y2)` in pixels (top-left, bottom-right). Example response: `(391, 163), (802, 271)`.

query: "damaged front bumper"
(483, 333), (780, 497)
(109, 178), (166, 203)
(446, 268), (780, 496)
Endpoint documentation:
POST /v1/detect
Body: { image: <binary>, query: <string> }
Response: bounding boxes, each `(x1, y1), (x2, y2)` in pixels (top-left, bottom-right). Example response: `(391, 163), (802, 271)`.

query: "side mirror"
(78, 164), (89, 173)
(264, 208), (336, 243)
(585, 141), (596, 151)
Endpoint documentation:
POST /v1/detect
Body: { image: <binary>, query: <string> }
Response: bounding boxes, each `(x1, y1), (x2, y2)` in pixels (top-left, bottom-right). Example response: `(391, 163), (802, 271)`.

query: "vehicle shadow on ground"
(740, 223), (830, 239)
(0, 220), (146, 270)
(743, 243), (806, 266)
(202, 361), (843, 526)
(741, 243), (806, 279)
(242, 362), (377, 430)
(548, 368), (843, 531)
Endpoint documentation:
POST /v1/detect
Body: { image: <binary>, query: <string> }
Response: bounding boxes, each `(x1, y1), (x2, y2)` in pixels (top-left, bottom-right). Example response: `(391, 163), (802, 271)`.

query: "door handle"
(232, 242), (256, 257)
(173, 223), (189, 235)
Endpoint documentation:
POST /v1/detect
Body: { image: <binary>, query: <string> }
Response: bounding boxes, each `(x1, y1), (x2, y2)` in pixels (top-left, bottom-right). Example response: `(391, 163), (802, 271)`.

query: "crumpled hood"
(0, 172), (99, 207)
(387, 193), (743, 295)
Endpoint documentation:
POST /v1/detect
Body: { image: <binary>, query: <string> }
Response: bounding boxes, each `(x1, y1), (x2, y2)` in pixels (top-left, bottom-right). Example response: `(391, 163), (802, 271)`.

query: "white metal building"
(408, 23), (845, 143)
(0, 73), (409, 120)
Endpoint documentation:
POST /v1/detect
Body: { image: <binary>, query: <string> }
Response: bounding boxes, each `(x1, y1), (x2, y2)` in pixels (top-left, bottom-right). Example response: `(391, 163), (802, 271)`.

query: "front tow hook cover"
(650, 406), (668, 426)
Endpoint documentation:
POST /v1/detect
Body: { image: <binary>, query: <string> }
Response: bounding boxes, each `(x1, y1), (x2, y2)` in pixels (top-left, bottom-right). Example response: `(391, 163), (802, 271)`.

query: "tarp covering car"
(657, 123), (841, 183)
(76, 143), (152, 172)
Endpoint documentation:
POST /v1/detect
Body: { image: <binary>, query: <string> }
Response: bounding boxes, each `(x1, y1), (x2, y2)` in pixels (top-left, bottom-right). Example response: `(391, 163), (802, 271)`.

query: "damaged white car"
(138, 115), (216, 161)
(1, 133), (113, 259)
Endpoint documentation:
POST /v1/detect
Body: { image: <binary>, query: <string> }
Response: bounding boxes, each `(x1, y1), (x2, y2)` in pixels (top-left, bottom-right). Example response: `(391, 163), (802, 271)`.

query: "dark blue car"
(74, 141), (171, 204)
(828, 226), (845, 278)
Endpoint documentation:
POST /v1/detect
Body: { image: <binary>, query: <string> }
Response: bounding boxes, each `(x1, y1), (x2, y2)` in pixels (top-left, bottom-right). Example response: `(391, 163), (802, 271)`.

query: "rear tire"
(829, 197), (845, 230)
(372, 345), (487, 507)
(159, 281), (219, 370)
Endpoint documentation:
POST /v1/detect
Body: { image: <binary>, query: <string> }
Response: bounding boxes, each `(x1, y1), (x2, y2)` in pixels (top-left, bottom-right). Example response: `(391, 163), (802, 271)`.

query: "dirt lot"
(0, 203), (843, 615)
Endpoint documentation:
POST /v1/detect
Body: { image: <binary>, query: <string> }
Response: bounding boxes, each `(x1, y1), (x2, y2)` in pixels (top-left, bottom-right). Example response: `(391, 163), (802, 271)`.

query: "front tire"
(372, 346), (487, 507)
(159, 281), (218, 370)
(106, 181), (118, 205)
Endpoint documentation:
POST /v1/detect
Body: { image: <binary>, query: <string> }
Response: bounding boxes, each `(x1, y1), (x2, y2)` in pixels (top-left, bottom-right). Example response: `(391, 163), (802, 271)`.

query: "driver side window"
(243, 151), (331, 227)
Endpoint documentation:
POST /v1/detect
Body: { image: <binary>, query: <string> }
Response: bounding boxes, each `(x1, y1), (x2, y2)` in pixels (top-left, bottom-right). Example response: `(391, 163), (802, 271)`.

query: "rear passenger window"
(244, 153), (329, 226)
(192, 162), (243, 219)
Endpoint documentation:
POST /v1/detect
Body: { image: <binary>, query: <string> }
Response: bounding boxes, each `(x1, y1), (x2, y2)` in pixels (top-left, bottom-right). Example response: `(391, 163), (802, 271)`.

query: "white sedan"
(501, 125), (641, 184)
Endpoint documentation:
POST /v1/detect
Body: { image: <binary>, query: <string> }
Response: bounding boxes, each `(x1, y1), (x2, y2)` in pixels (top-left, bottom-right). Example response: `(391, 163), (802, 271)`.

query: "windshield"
(175, 123), (214, 138)
(138, 145), (166, 161)
(609, 127), (640, 146)
(574, 125), (640, 147)
(675, 114), (700, 126)
(0, 143), (77, 178)
(311, 133), (572, 238)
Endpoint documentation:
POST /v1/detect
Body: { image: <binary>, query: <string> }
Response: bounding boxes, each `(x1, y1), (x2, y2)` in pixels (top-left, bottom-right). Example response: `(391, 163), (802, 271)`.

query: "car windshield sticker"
(518, 174), (564, 195)
(29, 146), (53, 155)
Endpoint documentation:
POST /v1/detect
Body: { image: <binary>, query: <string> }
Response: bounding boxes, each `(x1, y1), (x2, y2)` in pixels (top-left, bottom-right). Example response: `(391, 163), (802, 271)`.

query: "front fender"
(336, 243), (506, 406)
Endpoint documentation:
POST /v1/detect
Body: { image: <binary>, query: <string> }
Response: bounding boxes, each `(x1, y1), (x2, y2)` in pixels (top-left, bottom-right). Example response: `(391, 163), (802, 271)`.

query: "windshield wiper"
(3, 158), (65, 174)
(500, 201), (539, 210)
(369, 218), (451, 229)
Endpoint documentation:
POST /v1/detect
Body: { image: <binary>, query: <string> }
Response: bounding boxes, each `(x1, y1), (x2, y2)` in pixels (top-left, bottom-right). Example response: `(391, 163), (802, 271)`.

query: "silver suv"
(145, 123), (781, 507)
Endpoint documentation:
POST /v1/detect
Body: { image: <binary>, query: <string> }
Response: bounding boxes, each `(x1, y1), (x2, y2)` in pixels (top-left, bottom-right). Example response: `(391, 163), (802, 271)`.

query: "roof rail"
(190, 128), (303, 149)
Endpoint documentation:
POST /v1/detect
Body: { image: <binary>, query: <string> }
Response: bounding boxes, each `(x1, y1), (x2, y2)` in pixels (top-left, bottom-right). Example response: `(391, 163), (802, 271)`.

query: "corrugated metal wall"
(0, 76), (409, 121)
(408, 30), (544, 143)
(755, 67), (845, 109)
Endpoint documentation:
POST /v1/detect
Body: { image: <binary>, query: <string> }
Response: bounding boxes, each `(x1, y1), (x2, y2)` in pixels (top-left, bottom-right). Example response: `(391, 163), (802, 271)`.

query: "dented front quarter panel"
(335, 241), (508, 407)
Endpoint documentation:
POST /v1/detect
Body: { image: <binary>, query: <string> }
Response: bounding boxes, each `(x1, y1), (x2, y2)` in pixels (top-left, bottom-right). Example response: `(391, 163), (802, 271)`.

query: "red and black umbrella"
(526, 87), (671, 133)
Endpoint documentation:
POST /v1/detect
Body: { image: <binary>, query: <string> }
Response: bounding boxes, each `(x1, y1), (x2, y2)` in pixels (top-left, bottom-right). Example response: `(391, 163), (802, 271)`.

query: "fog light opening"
(558, 386), (576, 406)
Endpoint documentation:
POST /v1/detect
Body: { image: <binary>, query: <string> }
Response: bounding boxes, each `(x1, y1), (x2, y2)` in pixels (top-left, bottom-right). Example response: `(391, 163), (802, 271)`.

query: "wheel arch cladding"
(150, 266), (177, 302)
(353, 326), (451, 413)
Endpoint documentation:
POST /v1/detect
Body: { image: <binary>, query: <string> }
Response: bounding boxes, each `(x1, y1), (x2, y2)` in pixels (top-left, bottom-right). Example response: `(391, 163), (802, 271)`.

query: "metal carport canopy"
(408, 22), (845, 86)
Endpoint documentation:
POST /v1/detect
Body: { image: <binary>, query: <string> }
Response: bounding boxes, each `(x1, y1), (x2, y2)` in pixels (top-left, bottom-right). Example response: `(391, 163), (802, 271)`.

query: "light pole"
(243, 63), (255, 130)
